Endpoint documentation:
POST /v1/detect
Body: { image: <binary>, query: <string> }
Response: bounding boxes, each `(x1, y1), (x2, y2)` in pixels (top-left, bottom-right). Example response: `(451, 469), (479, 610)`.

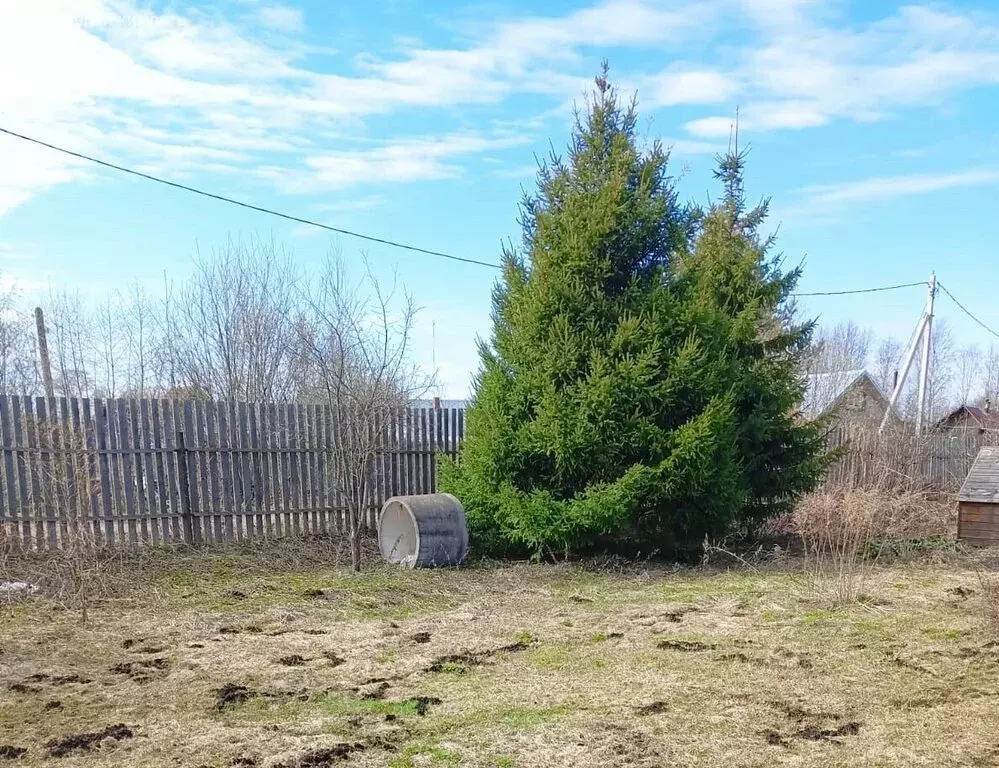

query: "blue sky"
(1, 0), (998, 397)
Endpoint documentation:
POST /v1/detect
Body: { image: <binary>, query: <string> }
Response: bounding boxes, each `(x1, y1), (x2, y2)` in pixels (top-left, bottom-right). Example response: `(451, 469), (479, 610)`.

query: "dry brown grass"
(791, 489), (955, 604)
(2, 543), (999, 767)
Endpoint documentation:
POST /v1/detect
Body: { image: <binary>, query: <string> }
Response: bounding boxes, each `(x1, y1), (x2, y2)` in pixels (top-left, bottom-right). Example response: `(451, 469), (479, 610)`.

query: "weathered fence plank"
(0, 396), (20, 549)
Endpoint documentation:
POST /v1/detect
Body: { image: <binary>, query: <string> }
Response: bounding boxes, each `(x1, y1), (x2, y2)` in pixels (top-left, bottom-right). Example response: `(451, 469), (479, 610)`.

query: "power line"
(0, 125), (984, 321)
(0, 126), (503, 270)
(793, 281), (926, 297)
(937, 282), (999, 340)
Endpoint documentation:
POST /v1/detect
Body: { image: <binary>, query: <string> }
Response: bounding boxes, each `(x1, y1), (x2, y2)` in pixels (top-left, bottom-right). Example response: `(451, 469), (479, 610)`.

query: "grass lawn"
(1, 543), (998, 767)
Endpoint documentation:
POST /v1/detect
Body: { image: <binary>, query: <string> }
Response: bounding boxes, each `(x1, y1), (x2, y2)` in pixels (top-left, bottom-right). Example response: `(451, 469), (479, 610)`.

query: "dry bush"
(0, 412), (132, 620)
(793, 489), (953, 604)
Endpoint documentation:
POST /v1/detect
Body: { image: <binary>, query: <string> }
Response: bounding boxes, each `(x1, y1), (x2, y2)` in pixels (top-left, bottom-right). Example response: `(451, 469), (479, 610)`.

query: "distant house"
(936, 401), (999, 434)
(411, 398), (469, 411)
(801, 369), (897, 430)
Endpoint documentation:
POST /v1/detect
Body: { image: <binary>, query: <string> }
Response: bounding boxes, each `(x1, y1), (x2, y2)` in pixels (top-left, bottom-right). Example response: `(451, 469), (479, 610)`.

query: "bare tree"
(46, 290), (94, 398)
(801, 322), (874, 418)
(94, 298), (120, 398)
(982, 345), (999, 405)
(927, 319), (955, 422)
(873, 337), (903, 396)
(956, 345), (982, 406)
(119, 281), (157, 396)
(171, 238), (302, 402)
(298, 253), (431, 571)
(0, 282), (41, 394)
(804, 321), (872, 375)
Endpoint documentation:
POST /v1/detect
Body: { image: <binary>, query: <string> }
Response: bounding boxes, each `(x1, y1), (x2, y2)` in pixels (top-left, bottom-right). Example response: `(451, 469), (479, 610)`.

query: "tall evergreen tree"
(441, 71), (826, 557)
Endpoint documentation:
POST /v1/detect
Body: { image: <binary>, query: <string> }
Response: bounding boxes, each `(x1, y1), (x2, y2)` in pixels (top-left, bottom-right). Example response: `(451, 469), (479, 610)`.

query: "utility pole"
(915, 272), (936, 432)
(880, 271), (936, 434)
(34, 307), (55, 399)
(880, 312), (926, 434)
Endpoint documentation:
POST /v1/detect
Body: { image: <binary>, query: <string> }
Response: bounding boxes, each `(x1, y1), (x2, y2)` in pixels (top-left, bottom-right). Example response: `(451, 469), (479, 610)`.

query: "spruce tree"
(441, 71), (826, 557)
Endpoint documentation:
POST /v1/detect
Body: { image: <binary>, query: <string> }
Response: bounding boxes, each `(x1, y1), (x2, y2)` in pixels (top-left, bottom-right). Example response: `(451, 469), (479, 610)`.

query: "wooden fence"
(3, 393), (991, 551)
(823, 426), (999, 492)
(0, 395), (463, 551)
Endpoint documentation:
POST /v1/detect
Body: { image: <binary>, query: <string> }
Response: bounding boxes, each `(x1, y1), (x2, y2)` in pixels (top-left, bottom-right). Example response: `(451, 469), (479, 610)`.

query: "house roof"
(958, 446), (999, 503)
(939, 405), (999, 431)
(411, 398), (469, 410)
(801, 369), (890, 420)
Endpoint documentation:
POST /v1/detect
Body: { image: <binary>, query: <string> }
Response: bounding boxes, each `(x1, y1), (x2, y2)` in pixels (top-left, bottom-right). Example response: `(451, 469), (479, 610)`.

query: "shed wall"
(958, 501), (999, 545)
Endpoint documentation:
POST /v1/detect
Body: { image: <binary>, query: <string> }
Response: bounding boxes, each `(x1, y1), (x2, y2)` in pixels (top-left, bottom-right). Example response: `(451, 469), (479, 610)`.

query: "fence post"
(176, 430), (199, 546)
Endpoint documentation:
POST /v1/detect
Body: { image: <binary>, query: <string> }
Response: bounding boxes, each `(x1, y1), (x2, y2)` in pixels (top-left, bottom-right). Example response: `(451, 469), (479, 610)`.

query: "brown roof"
(940, 405), (999, 431)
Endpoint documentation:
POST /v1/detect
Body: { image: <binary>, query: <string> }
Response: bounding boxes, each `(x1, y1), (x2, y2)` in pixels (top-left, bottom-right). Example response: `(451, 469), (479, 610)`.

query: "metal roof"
(801, 369), (890, 420)
(939, 405), (999, 431)
(958, 446), (999, 504)
(411, 398), (469, 410)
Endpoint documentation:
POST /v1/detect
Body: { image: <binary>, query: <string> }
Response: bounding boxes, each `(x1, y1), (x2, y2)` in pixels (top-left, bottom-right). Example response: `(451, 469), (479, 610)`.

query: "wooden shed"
(957, 446), (999, 545)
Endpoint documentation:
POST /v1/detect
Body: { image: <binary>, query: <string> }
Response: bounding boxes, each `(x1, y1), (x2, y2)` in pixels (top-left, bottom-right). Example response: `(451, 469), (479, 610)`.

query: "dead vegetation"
(2, 539), (999, 766)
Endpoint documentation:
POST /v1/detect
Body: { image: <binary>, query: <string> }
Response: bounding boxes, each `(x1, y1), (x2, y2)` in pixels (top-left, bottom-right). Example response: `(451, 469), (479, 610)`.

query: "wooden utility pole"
(34, 307), (55, 399)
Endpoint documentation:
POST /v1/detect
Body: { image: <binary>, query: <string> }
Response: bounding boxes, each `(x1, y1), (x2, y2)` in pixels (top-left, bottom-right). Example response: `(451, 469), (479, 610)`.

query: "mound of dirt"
(657, 640), (715, 652)
(23, 673), (91, 686)
(0, 745), (27, 760)
(795, 722), (862, 742)
(408, 696), (442, 716)
(215, 683), (255, 710)
(110, 658), (169, 683)
(274, 744), (363, 767)
(44, 724), (133, 757)
(360, 682), (390, 701)
(410, 632), (432, 644)
(277, 654), (307, 666)
(426, 641), (530, 673)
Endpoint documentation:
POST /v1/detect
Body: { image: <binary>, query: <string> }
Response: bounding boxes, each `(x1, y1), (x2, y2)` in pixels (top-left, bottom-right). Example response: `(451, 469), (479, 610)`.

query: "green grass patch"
(389, 743), (462, 767)
(801, 608), (841, 626)
(498, 705), (571, 729)
(315, 692), (420, 718)
(529, 643), (575, 671)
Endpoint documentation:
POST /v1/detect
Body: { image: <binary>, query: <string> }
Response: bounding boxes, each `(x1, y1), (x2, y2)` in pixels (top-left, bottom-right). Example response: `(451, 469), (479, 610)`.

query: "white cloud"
(0, 0), (727, 216)
(255, 5), (304, 33)
(799, 169), (999, 207)
(644, 70), (736, 107)
(271, 133), (532, 192)
(685, 101), (828, 137)
(685, 3), (999, 137)
(2, 0), (998, 217)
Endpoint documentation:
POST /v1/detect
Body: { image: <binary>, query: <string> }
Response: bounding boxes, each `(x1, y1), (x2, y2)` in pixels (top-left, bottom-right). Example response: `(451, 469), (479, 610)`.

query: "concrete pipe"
(377, 493), (469, 568)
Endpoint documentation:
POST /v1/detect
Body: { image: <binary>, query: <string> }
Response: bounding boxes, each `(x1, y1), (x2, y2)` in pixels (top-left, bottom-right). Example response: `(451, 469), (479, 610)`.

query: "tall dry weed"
(794, 489), (953, 603)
